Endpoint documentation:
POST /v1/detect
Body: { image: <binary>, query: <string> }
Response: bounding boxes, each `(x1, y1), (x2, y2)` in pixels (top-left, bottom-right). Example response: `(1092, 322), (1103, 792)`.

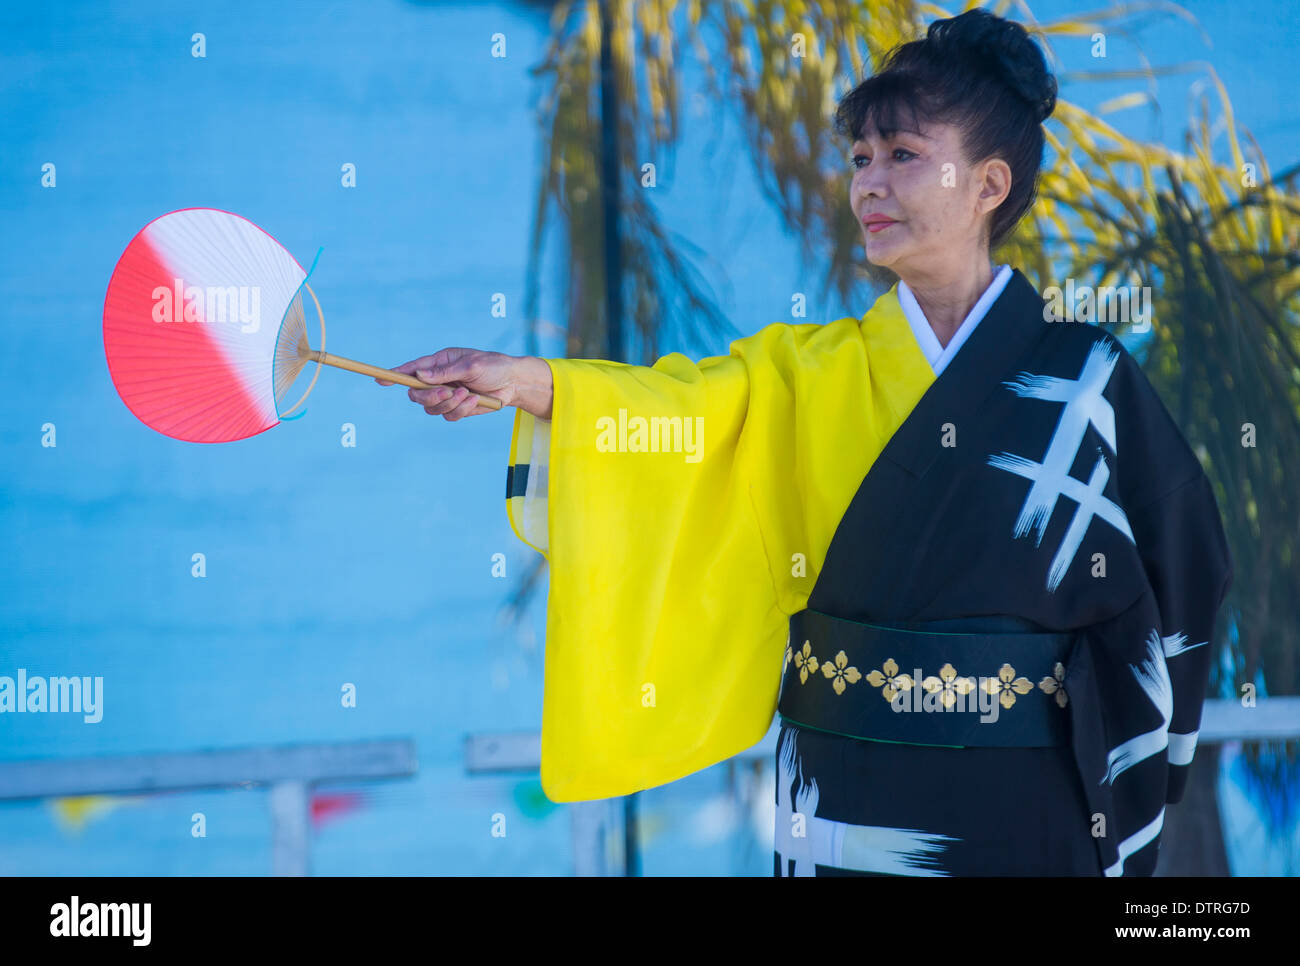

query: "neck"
(904, 257), (996, 350)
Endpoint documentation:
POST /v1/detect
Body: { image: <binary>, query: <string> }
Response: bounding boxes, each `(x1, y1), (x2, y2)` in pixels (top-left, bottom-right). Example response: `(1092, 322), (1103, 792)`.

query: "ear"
(976, 157), (1013, 216)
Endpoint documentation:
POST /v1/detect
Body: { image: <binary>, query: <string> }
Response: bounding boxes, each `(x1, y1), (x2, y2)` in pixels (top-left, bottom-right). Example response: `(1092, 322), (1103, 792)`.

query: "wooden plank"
(460, 700), (1300, 777)
(270, 780), (311, 877)
(463, 732), (542, 774)
(0, 739), (417, 801)
(1199, 696), (1300, 742)
(571, 798), (624, 876)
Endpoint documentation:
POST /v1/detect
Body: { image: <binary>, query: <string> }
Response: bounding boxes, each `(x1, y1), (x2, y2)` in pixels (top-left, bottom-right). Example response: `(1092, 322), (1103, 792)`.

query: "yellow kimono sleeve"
(505, 285), (934, 801)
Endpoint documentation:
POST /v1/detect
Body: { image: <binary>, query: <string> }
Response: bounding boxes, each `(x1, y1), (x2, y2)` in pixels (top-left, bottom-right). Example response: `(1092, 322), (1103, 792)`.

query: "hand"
(376, 349), (552, 421)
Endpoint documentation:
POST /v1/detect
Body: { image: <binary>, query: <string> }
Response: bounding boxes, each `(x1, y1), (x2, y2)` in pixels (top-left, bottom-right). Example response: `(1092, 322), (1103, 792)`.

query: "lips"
(862, 215), (898, 233)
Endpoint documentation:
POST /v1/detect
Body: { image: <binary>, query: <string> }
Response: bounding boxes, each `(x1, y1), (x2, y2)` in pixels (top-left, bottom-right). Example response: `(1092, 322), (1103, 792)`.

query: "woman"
(379, 9), (1232, 876)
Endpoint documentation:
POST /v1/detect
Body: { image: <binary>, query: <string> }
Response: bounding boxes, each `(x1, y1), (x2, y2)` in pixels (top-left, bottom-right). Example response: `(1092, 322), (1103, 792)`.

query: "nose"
(852, 164), (890, 209)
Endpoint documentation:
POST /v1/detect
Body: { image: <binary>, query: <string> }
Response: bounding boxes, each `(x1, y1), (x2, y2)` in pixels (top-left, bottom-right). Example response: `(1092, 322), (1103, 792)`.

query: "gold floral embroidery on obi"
(820, 650), (862, 694)
(1039, 661), (1068, 707)
(921, 663), (977, 709)
(793, 640), (819, 684)
(863, 658), (914, 703)
(786, 645), (1066, 710)
(981, 663), (1036, 709)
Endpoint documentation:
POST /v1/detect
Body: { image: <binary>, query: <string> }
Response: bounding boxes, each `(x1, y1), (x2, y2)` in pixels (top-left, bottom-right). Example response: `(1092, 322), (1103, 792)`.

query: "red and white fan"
(102, 207), (499, 443)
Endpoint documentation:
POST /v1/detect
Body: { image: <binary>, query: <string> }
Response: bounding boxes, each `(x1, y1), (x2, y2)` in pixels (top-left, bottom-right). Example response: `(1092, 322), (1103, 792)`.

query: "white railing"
(0, 738), (418, 876)
(464, 697), (1300, 875)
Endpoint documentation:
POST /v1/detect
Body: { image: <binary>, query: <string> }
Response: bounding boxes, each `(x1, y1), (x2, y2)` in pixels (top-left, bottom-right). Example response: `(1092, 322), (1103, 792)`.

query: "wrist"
(512, 355), (554, 420)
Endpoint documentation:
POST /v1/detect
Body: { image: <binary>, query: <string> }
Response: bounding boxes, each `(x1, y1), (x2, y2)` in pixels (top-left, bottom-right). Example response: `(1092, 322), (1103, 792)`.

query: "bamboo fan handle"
(309, 350), (504, 411)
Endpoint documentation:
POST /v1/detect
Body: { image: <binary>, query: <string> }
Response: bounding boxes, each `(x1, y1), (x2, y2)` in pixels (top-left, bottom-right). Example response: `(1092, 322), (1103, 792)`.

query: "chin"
(863, 246), (899, 268)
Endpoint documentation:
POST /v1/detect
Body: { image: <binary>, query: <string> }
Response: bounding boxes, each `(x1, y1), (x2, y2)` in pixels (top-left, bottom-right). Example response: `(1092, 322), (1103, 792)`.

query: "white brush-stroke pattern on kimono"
(774, 728), (958, 877)
(986, 339), (1134, 591)
(1099, 628), (1206, 875)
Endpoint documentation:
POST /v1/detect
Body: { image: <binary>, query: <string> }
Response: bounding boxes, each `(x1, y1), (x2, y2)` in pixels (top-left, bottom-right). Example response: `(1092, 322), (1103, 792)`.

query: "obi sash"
(776, 609), (1078, 748)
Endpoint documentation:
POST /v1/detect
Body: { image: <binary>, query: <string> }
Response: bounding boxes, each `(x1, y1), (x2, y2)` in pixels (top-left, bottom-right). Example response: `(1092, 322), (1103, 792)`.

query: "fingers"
(378, 349), (488, 390)
(379, 349), (497, 420)
(390, 355), (440, 376)
(410, 351), (476, 387)
(409, 383), (448, 406)
(375, 353), (448, 387)
(445, 389), (487, 421)
(412, 384), (487, 420)
(376, 355), (431, 387)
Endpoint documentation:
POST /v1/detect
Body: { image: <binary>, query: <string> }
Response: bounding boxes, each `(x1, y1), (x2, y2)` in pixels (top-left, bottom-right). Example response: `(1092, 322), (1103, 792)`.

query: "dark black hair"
(834, 8), (1057, 250)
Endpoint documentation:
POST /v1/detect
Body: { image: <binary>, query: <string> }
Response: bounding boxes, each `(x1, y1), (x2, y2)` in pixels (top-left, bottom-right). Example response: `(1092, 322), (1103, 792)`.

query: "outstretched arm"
(376, 349), (554, 420)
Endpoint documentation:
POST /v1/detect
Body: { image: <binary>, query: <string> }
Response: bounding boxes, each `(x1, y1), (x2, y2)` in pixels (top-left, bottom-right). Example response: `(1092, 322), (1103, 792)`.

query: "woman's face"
(850, 117), (1010, 281)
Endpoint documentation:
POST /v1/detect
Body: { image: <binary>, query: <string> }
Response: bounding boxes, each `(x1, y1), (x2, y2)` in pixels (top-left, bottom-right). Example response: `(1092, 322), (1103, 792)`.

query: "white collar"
(897, 265), (1013, 376)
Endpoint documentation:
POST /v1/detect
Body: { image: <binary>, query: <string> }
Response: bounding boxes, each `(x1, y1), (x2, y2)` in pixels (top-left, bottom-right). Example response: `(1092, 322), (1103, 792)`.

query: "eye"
(850, 148), (915, 169)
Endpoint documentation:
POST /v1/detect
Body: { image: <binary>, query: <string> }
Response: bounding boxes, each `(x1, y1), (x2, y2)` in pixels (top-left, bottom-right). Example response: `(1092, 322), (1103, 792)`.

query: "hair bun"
(928, 9), (1057, 122)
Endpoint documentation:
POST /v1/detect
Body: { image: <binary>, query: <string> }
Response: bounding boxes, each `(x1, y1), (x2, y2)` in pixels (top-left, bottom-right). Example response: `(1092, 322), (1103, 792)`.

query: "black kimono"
(772, 269), (1234, 876)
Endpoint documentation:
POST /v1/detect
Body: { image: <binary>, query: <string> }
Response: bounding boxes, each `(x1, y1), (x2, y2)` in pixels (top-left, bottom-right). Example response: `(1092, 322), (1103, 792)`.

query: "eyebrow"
(853, 130), (933, 147)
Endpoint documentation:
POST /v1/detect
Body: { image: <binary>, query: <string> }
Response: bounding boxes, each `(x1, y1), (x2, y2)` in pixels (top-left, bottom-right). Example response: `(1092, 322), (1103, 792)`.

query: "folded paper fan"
(103, 207), (500, 443)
